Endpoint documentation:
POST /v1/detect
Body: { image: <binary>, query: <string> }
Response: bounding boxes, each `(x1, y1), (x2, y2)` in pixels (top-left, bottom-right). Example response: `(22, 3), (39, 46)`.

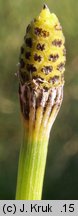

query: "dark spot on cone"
(48, 54), (59, 62)
(41, 66), (53, 74)
(26, 64), (37, 72)
(52, 39), (62, 47)
(36, 43), (45, 51)
(34, 53), (42, 62)
(25, 38), (32, 48)
(25, 52), (31, 59)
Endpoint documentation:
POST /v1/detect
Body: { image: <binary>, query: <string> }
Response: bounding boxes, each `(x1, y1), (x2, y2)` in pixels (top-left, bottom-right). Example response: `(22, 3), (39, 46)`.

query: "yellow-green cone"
(19, 4), (66, 89)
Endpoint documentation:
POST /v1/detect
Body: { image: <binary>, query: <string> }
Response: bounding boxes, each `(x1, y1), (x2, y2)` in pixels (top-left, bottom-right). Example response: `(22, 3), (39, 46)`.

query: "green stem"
(16, 126), (49, 200)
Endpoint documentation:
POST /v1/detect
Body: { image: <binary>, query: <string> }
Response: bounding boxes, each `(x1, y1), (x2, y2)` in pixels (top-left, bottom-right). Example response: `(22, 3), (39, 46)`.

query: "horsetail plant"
(16, 4), (66, 200)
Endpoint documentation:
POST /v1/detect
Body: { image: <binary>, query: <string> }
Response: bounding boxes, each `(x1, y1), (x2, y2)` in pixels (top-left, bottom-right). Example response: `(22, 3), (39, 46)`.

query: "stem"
(16, 108), (49, 200)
